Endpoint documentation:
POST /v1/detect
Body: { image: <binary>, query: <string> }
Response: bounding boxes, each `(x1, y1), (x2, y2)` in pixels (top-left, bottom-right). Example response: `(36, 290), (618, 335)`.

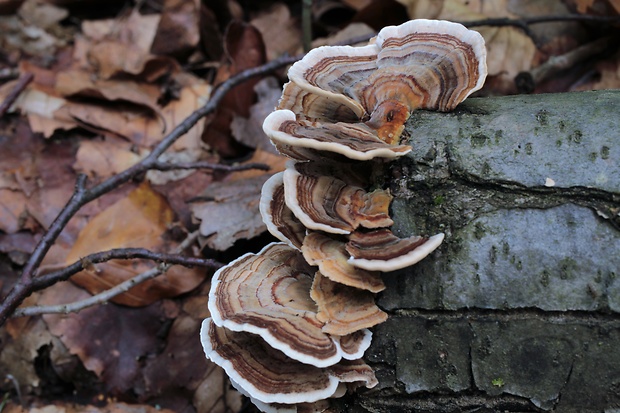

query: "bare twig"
(13, 232), (220, 317)
(29, 247), (223, 292)
(0, 73), (34, 117)
(515, 36), (613, 93)
(463, 14), (620, 43)
(16, 266), (166, 317)
(0, 53), (302, 326)
(151, 161), (270, 172)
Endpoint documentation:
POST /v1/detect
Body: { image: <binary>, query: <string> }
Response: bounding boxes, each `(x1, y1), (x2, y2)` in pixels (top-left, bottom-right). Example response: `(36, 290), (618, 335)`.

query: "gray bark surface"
(344, 90), (620, 413)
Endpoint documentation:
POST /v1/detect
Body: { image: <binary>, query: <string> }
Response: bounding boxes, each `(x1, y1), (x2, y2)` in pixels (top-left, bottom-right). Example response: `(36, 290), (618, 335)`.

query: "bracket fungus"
(346, 229), (446, 272)
(301, 232), (385, 293)
(264, 19), (487, 160)
(208, 242), (372, 367)
(202, 19), (486, 413)
(260, 172), (307, 249)
(283, 161), (393, 234)
(201, 319), (377, 405)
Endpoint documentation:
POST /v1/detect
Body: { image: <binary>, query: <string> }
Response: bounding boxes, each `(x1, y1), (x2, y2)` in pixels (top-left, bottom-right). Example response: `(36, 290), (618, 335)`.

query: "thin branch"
(515, 36), (613, 93)
(13, 231), (220, 317)
(462, 14), (620, 42)
(29, 247), (223, 291)
(0, 53), (301, 326)
(302, 0), (313, 52)
(463, 14), (620, 28)
(0, 72), (34, 117)
(151, 161), (270, 172)
(16, 266), (163, 317)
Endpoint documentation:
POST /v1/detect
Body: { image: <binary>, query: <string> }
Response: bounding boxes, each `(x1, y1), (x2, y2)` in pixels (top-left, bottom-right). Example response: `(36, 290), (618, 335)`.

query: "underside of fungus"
(202, 18), (486, 413)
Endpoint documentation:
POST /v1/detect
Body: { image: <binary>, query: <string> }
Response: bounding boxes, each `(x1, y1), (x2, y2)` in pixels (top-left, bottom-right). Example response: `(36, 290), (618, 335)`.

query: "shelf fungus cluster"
(201, 19), (486, 413)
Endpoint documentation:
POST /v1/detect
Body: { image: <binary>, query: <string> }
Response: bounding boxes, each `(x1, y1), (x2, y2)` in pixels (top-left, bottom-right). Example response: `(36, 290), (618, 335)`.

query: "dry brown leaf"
(11, 87), (75, 137)
(88, 40), (179, 81)
(73, 137), (145, 180)
(81, 10), (161, 54)
(202, 21), (267, 158)
(141, 312), (242, 412)
(39, 281), (170, 393)
(0, 14), (65, 57)
(56, 70), (162, 115)
(251, 3), (302, 61)
(0, 316), (59, 390)
(18, 0), (68, 30)
(66, 182), (205, 307)
(311, 22), (375, 48)
(0, 189), (28, 233)
(151, 0), (201, 57)
(193, 362), (244, 413)
(191, 174), (270, 250)
(227, 149), (287, 182)
(230, 77), (282, 154)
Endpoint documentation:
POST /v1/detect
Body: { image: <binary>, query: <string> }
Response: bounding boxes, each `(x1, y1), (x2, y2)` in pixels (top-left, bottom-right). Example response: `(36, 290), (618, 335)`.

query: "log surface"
(346, 90), (620, 413)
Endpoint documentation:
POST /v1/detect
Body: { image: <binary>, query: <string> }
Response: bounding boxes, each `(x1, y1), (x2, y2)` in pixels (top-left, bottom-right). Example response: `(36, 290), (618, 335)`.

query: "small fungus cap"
(283, 161), (393, 235)
(346, 229), (445, 271)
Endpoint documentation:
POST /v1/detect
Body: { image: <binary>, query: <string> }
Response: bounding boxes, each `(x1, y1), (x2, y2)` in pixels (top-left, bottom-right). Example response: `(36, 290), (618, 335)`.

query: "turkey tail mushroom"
(202, 19), (486, 413)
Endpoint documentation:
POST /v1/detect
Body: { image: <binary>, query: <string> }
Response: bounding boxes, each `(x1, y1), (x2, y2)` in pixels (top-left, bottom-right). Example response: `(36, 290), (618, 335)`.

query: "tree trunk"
(345, 90), (620, 413)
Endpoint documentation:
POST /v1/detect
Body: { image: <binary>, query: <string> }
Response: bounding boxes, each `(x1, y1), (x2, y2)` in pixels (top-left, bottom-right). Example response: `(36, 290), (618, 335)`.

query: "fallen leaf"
(202, 21), (267, 158)
(230, 76), (282, 154)
(227, 149), (287, 182)
(0, 189), (28, 233)
(81, 10), (161, 55)
(73, 137), (145, 180)
(250, 3), (302, 61)
(40, 281), (170, 394)
(191, 174), (270, 250)
(88, 40), (179, 81)
(55, 70), (163, 115)
(18, 0), (68, 30)
(0, 14), (66, 58)
(66, 182), (205, 307)
(152, 170), (214, 229)
(0, 316), (58, 390)
(151, 0), (201, 57)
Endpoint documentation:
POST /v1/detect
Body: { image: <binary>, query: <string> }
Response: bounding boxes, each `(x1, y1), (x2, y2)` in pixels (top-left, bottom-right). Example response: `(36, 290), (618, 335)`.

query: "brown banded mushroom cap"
(285, 19), (487, 143)
(301, 232), (385, 293)
(263, 109), (412, 161)
(283, 161), (393, 234)
(311, 271), (388, 336)
(278, 81), (360, 123)
(260, 172), (307, 249)
(202, 319), (377, 405)
(208, 242), (370, 367)
(201, 318), (377, 405)
(334, 328), (372, 360)
(346, 229), (445, 271)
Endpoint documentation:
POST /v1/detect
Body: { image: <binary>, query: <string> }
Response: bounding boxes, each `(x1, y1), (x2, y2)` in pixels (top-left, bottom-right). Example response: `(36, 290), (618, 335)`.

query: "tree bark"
(344, 90), (620, 413)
